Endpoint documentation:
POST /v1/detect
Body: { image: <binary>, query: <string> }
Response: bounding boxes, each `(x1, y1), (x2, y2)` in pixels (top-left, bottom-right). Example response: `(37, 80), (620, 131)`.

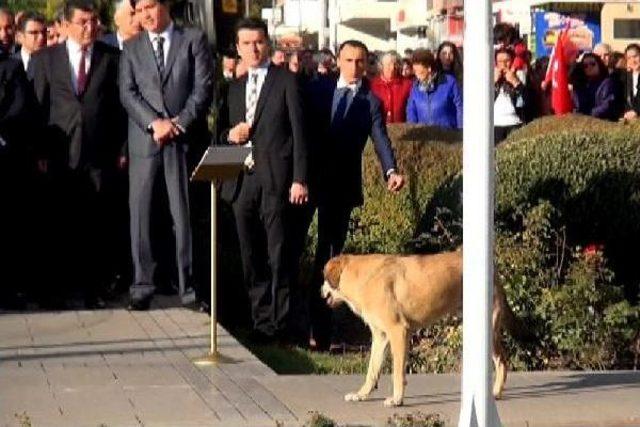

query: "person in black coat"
(623, 43), (640, 121)
(218, 18), (309, 343)
(0, 53), (31, 307)
(30, 0), (126, 308)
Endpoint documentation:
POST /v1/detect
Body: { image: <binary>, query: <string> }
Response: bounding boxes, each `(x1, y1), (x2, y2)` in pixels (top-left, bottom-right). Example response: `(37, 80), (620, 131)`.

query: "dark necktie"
(155, 36), (165, 78)
(77, 47), (88, 96)
(331, 87), (350, 129)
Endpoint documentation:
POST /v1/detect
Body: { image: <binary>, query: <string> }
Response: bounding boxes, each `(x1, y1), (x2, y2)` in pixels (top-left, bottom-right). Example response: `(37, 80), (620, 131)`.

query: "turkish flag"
(545, 29), (574, 115)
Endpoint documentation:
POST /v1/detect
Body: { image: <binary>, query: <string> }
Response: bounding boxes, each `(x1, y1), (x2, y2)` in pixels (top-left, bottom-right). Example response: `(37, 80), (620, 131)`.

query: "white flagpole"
(458, 0), (502, 426)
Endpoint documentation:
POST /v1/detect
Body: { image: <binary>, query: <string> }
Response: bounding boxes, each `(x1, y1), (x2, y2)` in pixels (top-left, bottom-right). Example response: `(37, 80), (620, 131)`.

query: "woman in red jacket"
(370, 51), (413, 123)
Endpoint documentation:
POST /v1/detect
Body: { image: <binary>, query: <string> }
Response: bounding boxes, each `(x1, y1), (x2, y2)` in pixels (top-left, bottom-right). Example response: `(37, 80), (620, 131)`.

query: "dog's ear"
(324, 256), (347, 289)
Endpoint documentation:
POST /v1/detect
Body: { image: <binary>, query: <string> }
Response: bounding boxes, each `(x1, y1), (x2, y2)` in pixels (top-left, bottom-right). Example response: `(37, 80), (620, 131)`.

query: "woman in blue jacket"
(406, 49), (463, 129)
(571, 53), (619, 121)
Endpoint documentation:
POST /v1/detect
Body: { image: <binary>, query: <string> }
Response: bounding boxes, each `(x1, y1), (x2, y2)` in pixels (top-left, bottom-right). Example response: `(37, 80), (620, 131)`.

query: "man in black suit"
(120, 0), (213, 310)
(306, 40), (405, 350)
(14, 12), (46, 72)
(0, 52), (30, 308)
(218, 18), (308, 343)
(30, 0), (126, 308)
(623, 43), (640, 122)
(0, 8), (19, 56)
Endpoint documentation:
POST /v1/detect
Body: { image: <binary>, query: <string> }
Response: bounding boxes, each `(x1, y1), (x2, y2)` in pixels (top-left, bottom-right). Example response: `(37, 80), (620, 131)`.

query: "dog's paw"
(383, 396), (403, 407)
(344, 392), (367, 402)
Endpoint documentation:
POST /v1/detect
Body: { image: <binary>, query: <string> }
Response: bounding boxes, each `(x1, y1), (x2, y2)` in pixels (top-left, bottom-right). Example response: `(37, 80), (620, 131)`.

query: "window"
(614, 19), (640, 39)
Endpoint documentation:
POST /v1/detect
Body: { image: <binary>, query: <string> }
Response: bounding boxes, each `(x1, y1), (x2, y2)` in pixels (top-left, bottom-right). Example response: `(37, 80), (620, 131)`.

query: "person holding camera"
(494, 47), (527, 144)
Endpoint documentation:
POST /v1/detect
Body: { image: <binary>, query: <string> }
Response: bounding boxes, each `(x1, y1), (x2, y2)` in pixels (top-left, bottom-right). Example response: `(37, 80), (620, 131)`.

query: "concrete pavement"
(1, 300), (639, 426)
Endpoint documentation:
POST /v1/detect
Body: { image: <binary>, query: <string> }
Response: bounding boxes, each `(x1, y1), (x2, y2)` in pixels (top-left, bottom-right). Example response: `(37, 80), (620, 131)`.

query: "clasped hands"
(151, 118), (184, 146)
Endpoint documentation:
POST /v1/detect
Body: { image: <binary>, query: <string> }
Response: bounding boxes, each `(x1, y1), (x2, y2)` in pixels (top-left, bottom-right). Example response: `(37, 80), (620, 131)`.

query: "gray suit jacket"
(119, 25), (213, 158)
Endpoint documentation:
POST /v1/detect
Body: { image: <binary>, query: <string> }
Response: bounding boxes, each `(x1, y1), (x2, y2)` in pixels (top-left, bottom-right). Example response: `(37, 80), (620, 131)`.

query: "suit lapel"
(82, 43), (105, 97)
(141, 32), (162, 84)
(251, 65), (277, 127)
(57, 43), (77, 98)
(237, 75), (247, 122)
(162, 26), (183, 85)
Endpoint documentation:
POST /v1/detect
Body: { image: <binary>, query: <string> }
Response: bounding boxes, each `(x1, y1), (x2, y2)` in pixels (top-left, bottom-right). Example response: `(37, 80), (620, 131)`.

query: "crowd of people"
(2, 1), (640, 349)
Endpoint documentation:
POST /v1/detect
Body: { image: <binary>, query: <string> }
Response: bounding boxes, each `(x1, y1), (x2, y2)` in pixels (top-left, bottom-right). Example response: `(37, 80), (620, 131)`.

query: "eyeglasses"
(25, 30), (46, 36)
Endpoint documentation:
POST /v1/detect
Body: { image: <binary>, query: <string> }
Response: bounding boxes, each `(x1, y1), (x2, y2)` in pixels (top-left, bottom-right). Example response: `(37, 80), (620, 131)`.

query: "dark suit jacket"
(307, 76), (397, 207)
(0, 56), (29, 153)
(218, 65), (308, 201)
(119, 26), (213, 159)
(624, 71), (640, 115)
(30, 41), (125, 172)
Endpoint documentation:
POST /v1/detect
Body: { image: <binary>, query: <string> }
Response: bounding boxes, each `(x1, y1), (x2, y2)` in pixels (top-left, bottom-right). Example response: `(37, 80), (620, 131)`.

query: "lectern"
(190, 145), (251, 365)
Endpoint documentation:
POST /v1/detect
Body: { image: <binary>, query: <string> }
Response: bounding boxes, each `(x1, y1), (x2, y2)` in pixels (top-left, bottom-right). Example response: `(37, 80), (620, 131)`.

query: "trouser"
(129, 145), (192, 301)
(232, 173), (290, 336)
(310, 203), (354, 348)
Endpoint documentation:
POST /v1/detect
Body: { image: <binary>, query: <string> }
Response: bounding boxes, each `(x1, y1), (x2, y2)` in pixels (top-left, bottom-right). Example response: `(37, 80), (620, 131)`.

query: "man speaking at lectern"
(218, 18), (308, 344)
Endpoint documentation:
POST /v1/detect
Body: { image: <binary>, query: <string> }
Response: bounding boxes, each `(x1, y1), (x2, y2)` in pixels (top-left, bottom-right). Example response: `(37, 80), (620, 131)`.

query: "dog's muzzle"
(321, 281), (336, 307)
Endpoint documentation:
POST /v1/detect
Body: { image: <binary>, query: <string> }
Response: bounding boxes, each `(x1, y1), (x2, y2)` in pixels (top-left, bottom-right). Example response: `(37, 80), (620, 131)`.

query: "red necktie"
(77, 47), (88, 96)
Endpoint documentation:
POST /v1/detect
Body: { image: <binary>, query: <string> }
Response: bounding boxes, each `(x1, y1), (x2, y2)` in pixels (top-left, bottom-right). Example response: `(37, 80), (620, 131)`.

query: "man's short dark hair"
(63, 0), (96, 22)
(234, 18), (268, 42)
(625, 43), (640, 56)
(411, 49), (436, 69)
(18, 12), (46, 32)
(338, 40), (369, 57)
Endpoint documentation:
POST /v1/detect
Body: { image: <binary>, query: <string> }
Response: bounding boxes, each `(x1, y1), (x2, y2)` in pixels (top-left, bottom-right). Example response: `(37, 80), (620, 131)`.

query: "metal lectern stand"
(190, 145), (251, 366)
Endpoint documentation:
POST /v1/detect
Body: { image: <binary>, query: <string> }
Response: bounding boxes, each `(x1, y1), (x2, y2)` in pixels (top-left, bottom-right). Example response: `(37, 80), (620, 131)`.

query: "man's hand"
(289, 182), (309, 205)
(387, 173), (405, 192)
(117, 155), (128, 170)
(623, 110), (638, 121)
(151, 118), (179, 146)
(228, 122), (251, 145)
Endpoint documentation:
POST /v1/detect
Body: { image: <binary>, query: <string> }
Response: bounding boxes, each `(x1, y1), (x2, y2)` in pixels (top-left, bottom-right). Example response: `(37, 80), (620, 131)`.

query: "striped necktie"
(246, 71), (259, 125)
(154, 36), (165, 78)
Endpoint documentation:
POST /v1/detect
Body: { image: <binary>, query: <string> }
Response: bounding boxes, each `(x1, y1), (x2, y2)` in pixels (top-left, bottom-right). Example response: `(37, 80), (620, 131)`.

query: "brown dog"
(321, 250), (528, 407)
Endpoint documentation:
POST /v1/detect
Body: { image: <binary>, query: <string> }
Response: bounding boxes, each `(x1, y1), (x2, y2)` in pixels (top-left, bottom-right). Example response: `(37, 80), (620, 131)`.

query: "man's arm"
(369, 95), (398, 175)
(118, 42), (160, 131)
(285, 71), (308, 185)
(174, 31), (214, 132)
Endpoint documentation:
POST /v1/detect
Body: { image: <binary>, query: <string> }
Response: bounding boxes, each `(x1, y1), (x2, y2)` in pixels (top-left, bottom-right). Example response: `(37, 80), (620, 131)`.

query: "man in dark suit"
(218, 18), (308, 343)
(13, 12), (46, 72)
(0, 51), (30, 308)
(0, 8), (19, 56)
(306, 40), (404, 350)
(120, 0), (213, 310)
(30, 0), (125, 308)
(623, 43), (640, 122)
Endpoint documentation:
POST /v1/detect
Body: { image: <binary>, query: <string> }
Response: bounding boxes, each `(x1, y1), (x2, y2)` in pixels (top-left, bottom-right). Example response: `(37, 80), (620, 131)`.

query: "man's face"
(236, 28), (268, 68)
(20, 20), (46, 54)
(338, 45), (366, 83)
(64, 8), (98, 48)
(0, 12), (15, 49)
(114, 2), (141, 40)
(626, 48), (640, 72)
(46, 25), (59, 46)
(594, 46), (612, 69)
(135, 0), (171, 34)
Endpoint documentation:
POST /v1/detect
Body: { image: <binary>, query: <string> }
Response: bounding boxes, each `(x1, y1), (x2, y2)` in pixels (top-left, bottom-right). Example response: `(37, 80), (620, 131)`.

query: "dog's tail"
(494, 282), (537, 343)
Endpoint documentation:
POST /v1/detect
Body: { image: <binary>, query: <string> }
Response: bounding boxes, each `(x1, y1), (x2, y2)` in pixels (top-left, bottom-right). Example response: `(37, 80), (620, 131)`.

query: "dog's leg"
(492, 294), (508, 399)
(384, 326), (408, 407)
(345, 327), (388, 402)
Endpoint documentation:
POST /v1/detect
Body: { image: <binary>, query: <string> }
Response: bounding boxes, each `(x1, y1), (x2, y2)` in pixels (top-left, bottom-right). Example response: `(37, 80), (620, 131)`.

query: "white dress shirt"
(245, 61), (270, 119)
(147, 22), (174, 66)
(20, 48), (30, 71)
(633, 71), (639, 98)
(66, 38), (92, 95)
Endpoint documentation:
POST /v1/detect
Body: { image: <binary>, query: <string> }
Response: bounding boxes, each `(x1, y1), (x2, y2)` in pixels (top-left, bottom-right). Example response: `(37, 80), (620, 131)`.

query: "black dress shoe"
(127, 296), (152, 311)
(84, 296), (107, 309)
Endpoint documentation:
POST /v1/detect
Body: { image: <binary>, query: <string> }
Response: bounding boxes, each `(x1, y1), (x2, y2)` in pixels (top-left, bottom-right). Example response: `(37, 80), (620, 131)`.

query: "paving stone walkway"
(1, 299), (639, 427)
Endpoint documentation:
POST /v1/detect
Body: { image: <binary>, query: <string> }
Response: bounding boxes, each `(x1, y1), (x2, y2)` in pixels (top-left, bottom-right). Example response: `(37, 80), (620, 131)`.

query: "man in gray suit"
(119, 0), (213, 310)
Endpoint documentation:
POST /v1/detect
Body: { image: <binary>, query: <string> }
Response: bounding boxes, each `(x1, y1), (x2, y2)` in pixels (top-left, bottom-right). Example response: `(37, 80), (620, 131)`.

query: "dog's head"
(321, 255), (349, 308)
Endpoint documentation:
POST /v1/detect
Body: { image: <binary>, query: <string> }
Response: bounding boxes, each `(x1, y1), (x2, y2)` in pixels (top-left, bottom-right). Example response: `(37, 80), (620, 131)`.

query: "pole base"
(192, 352), (237, 366)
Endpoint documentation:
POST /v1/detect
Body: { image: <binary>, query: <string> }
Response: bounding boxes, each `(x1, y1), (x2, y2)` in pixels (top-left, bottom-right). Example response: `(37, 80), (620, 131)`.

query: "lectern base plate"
(192, 352), (237, 366)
